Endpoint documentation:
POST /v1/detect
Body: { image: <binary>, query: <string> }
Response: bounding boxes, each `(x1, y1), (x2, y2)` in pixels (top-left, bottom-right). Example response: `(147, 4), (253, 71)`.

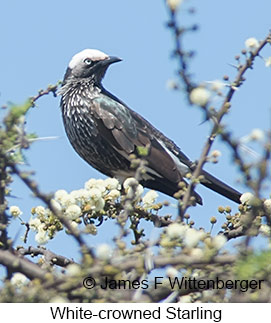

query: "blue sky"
(1, 0), (270, 260)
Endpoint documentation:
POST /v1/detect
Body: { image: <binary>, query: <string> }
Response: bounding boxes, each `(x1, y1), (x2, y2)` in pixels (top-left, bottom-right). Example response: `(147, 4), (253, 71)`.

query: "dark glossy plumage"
(59, 49), (241, 205)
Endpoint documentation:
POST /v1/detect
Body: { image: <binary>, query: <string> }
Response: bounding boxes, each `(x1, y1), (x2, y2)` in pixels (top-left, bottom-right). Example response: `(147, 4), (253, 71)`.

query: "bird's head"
(63, 49), (122, 84)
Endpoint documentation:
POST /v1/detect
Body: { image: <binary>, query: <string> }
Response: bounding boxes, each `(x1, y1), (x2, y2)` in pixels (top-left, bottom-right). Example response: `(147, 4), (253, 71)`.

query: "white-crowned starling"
(59, 49), (241, 205)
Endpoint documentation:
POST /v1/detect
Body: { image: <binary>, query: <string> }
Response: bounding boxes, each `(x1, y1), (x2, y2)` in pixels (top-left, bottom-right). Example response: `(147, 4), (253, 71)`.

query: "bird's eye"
(84, 58), (92, 65)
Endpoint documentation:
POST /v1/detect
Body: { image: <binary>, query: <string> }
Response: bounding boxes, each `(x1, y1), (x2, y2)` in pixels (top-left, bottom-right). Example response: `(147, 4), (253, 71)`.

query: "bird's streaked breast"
(60, 83), (131, 175)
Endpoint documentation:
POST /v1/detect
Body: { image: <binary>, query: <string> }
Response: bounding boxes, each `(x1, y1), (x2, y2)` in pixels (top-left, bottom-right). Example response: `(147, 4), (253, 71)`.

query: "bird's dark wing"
(127, 109), (241, 203)
(91, 94), (183, 185)
(126, 108), (194, 168)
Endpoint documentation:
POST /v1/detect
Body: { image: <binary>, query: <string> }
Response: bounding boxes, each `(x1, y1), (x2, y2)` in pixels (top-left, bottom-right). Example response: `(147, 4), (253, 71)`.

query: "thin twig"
(9, 163), (93, 257)
(29, 83), (60, 106)
(178, 31), (271, 219)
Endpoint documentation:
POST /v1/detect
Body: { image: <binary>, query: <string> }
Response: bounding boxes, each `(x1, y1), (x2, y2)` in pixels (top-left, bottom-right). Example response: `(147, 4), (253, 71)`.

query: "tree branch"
(178, 31), (271, 219)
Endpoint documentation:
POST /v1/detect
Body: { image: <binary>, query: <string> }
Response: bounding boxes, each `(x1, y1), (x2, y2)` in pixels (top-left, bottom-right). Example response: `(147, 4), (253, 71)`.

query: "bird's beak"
(101, 56), (122, 67)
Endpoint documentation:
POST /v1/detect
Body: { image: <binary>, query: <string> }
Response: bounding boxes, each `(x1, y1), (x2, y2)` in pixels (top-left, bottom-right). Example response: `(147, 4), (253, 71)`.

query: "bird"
(59, 49), (241, 205)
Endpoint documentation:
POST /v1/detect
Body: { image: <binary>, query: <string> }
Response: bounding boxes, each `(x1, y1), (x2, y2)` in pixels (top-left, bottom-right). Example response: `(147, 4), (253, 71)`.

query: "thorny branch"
(0, 249), (47, 281)
(16, 246), (73, 267)
(174, 29), (271, 219)
(29, 83), (60, 106)
(9, 163), (93, 256)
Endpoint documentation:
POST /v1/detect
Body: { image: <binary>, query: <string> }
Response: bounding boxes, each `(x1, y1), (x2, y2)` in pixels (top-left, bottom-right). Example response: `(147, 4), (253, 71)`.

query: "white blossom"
(166, 223), (188, 239)
(96, 243), (112, 261)
(123, 177), (144, 200)
(212, 235), (227, 250)
(88, 188), (102, 200)
(35, 206), (46, 217)
(69, 189), (82, 201)
(249, 128), (264, 141)
(240, 129), (264, 145)
(245, 37), (259, 51)
(66, 264), (81, 276)
(54, 189), (68, 201)
(10, 206), (22, 218)
(62, 195), (76, 207)
(104, 178), (120, 190)
(49, 296), (68, 303)
(166, 266), (179, 277)
(259, 224), (271, 236)
(84, 178), (98, 189)
(166, 0), (183, 11)
(87, 188), (105, 211)
(240, 192), (255, 205)
(11, 273), (28, 287)
(134, 185), (144, 200)
(86, 223), (97, 235)
(190, 87), (211, 106)
(179, 295), (192, 303)
(264, 57), (271, 67)
(107, 189), (121, 200)
(29, 217), (42, 232)
(35, 229), (49, 245)
(166, 79), (178, 90)
(191, 271), (199, 279)
(65, 204), (82, 220)
(264, 199), (271, 214)
(184, 228), (206, 248)
(123, 177), (138, 190)
(84, 178), (106, 193)
(70, 189), (91, 202)
(142, 190), (158, 208)
(211, 150), (221, 158)
(90, 197), (105, 212)
(190, 248), (204, 258)
(55, 190), (75, 207)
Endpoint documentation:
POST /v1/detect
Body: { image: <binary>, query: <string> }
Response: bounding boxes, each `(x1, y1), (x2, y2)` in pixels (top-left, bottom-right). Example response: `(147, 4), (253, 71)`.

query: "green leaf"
(235, 250), (271, 280)
(4, 100), (32, 129)
(136, 146), (149, 157)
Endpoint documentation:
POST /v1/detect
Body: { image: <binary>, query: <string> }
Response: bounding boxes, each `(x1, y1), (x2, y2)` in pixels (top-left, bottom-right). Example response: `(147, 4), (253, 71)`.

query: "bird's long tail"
(141, 170), (241, 205)
(200, 170), (241, 204)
